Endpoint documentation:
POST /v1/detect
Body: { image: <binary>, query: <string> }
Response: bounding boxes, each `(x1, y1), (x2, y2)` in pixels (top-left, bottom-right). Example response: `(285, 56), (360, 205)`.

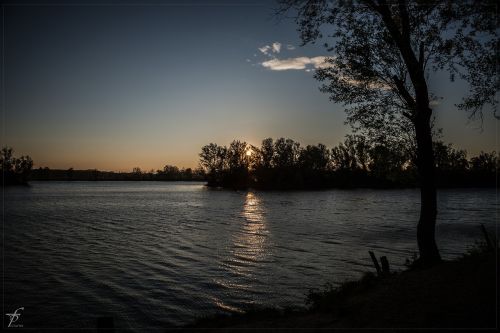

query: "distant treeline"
(199, 136), (498, 189)
(1, 146), (206, 184)
(30, 165), (206, 182)
(2, 138), (497, 188)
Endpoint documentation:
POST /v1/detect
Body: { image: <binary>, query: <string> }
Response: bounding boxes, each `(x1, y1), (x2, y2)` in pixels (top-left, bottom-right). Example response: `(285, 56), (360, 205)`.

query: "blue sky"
(2, 0), (497, 170)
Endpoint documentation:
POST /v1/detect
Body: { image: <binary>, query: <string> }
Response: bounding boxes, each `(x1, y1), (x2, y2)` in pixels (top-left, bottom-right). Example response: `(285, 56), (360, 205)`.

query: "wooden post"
(380, 256), (390, 275)
(369, 251), (382, 275)
(480, 224), (493, 251)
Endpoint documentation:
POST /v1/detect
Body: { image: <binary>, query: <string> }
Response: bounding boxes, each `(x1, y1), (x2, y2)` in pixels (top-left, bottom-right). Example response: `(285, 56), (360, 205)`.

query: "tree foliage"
(279, 0), (498, 130)
(199, 137), (497, 189)
(1, 147), (34, 185)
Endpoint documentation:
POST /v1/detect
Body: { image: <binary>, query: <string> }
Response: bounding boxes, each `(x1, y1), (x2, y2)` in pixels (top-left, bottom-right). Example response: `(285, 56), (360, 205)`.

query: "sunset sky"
(2, 0), (497, 171)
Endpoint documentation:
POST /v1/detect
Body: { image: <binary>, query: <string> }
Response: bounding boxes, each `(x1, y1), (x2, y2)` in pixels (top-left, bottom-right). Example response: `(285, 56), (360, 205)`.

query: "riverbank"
(187, 248), (497, 331)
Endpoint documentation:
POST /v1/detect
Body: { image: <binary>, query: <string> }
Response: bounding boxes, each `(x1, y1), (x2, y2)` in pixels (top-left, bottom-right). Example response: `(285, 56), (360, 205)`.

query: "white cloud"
(257, 54), (389, 90)
(261, 56), (329, 71)
(309, 56), (330, 69)
(258, 45), (271, 55)
(272, 42), (282, 53)
(258, 42), (283, 56)
(257, 54), (389, 91)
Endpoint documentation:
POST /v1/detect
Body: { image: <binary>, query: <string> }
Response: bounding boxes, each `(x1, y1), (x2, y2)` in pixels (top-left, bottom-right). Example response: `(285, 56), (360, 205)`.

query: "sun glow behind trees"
(199, 137), (498, 190)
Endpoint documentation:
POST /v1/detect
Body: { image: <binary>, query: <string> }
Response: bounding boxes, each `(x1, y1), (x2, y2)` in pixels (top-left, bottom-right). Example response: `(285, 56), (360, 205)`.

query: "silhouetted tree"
(273, 138), (301, 169)
(433, 142), (468, 171)
(272, 138), (302, 188)
(299, 143), (330, 171)
(331, 143), (353, 172)
(251, 138), (275, 187)
(225, 140), (250, 188)
(193, 167), (206, 180)
(183, 167), (193, 180)
(369, 144), (407, 185)
(227, 140), (249, 170)
(163, 165), (180, 180)
(469, 151), (498, 187)
(199, 143), (228, 186)
(1, 147), (34, 185)
(278, 0), (498, 265)
(347, 135), (371, 171)
(330, 135), (372, 175)
(302, 144), (330, 187)
(432, 141), (469, 186)
(260, 138), (275, 169)
(470, 151), (497, 173)
(1, 147), (14, 171)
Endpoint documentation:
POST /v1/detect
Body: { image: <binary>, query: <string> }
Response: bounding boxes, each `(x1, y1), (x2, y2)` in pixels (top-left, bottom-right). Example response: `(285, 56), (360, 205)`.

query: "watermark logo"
(5, 307), (24, 328)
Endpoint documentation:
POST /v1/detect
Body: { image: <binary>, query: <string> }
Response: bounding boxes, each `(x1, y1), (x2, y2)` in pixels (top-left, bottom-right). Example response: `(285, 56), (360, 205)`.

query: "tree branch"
(419, 41), (425, 69)
(373, 0), (430, 112)
(398, 0), (411, 39)
(393, 75), (416, 113)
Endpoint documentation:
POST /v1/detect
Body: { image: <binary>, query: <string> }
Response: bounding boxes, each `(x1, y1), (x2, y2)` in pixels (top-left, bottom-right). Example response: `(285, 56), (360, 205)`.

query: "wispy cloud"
(272, 42), (281, 53)
(255, 42), (330, 72)
(258, 45), (271, 55)
(258, 42), (283, 56)
(261, 56), (329, 71)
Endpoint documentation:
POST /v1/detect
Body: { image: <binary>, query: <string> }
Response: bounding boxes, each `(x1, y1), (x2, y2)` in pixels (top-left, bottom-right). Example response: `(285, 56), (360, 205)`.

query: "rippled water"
(3, 182), (497, 330)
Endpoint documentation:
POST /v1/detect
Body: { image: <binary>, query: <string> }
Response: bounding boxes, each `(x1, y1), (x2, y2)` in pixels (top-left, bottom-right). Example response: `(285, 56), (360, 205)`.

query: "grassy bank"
(186, 248), (497, 331)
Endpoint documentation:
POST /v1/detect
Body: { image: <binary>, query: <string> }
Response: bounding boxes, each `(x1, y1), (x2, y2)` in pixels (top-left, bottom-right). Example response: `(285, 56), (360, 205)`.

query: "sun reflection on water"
(212, 192), (271, 313)
(242, 192), (265, 224)
(239, 192), (268, 253)
(220, 192), (270, 278)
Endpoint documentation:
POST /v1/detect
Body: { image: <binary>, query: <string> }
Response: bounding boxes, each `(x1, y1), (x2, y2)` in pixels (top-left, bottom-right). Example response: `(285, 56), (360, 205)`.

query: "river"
(3, 181), (496, 329)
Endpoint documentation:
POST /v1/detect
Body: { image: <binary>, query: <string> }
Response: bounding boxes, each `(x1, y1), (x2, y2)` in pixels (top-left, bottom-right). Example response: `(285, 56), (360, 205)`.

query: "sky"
(1, 0), (497, 171)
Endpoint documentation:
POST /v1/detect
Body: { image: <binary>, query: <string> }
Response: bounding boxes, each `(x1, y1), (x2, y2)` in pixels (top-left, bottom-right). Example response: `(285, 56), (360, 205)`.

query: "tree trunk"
(366, 0), (442, 265)
(414, 108), (441, 265)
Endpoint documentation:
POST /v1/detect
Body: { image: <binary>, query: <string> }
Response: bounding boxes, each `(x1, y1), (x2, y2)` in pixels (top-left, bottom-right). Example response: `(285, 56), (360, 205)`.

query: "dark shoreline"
(184, 248), (497, 331)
